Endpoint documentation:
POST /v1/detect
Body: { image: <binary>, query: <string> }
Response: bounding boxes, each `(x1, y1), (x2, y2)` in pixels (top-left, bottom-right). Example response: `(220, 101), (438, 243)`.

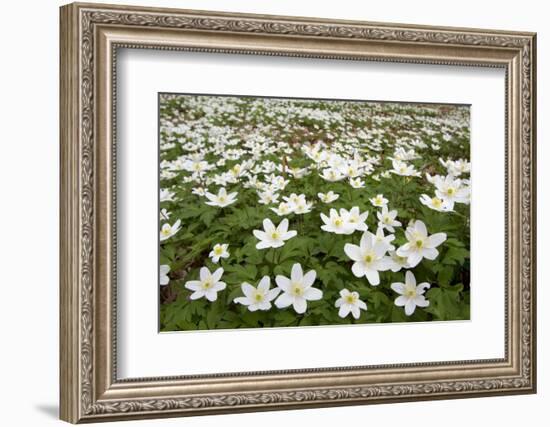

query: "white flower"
(234, 276), (280, 311)
(441, 158), (470, 176)
(320, 168), (345, 182)
(419, 194), (453, 212)
(391, 271), (430, 315)
(434, 175), (470, 208)
(160, 264), (170, 286)
(270, 202), (293, 216)
(385, 250), (411, 272)
(392, 147), (419, 161)
(209, 243), (229, 263)
(449, 159), (471, 176)
(349, 177), (365, 188)
(160, 188), (175, 202)
(160, 208), (171, 221)
(293, 200), (313, 214)
(318, 191), (339, 203)
(229, 162), (247, 179)
(184, 267), (226, 301)
(191, 187), (206, 196)
(377, 205), (401, 232)
(344, 231), (391, 286)
(253, 218), (297, 249)
(283, 192), (304, 206)
(340, 206), (368, 232)
(320, 208), (354, 235)
(205, 187), (238, 207)
(274, 263), (322, 314)
(369, 194), (388, 208)
(258, 190), (279, 205)
(283, 194), (313, 214)
(160, 219), (181, 241)
(292, 166), (310, 179)
(335, 289), (367, 319)
(391, 159), (420, 177)
(396, 220), (447, 267)
(184, 159), (212, 173)
(373, 226), (396, 251)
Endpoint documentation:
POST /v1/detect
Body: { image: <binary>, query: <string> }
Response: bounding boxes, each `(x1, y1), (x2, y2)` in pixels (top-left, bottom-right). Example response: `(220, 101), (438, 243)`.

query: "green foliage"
(159, 95), (471, 331)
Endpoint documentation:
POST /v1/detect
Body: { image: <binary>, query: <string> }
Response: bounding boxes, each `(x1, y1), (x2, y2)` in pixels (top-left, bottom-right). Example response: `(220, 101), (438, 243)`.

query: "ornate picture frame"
(60, 2), (536, 423)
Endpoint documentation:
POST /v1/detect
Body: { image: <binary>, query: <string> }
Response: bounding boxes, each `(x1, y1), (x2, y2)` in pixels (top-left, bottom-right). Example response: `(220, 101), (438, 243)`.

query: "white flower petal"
(257, 276), (271, 292)
(290, 263), (303, 282)
(426, 232), (447, 248)
(303, 287), (322, 301)
(338, 305), (351, 318)
(275, 275), (291, 292)
(344, 243), (361, 261)
(241, 283), (256, 297)
(415, 220), (428, 236)
(301, 270), (317, 288)
(189, 291), (204, 300)
(262, 218), (275, 232)
(351, 262), (366, 278)
(405, 271), (416, 287)
(391, 282), (405, 294)
(199, 267), (210, 281)
(364, 269), (380, 286)
(404, 299), (416, 315)
(212, 267), (224, 282)
(422, 247), (439, 260)
(275, 293), (294, 308)
(283, 230), (297, 240)
(293, 297), (307, 314)
(394, 295), (408, 306)
(407, 252), (423, 267)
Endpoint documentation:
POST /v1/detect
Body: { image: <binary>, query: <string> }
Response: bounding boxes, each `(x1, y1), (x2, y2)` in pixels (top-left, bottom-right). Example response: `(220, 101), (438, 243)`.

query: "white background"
(0, 0), (546, 426)
(118, 50), (504, 377)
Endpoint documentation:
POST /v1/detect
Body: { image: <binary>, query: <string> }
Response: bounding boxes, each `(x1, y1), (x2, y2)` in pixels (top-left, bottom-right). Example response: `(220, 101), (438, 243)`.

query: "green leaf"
(443, 246), (470, 265)
(200, 209), (218, 227)
(425, 284), (469, 321)
(437, 265), (454, 286)
(274, 310), (298, 326)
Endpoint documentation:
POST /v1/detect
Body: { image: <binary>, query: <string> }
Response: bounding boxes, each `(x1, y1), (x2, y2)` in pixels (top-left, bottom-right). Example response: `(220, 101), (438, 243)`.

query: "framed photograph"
(60, 2), (537, 423)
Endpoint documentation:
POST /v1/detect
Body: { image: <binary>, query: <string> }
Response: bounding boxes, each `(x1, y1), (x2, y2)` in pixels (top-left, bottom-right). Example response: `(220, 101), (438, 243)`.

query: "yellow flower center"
(218, 196), (226, 203)
(254, 293), (264, 302)
(364, 254), (373, 263)
(446, 188), (456, 196)
(161, 227), (171, 236)
(415, 239), (424, 248)
(334, 218), (343, 226)
(384, 217), (390, 223)
(202, 279), (212, 289)
(345, 294), (357, 304)
(214, 247), (223, 255)
(271, 231), (280, 240)
(405, 288), (416, 298)
(432, 197), (442, 207)
(292, 283), (303, 296)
